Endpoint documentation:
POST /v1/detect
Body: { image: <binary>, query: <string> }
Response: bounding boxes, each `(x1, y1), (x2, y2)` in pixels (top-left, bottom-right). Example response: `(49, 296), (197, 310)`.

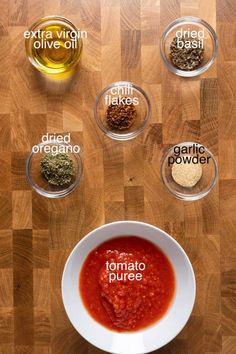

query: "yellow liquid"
(31, 25), (81, 74)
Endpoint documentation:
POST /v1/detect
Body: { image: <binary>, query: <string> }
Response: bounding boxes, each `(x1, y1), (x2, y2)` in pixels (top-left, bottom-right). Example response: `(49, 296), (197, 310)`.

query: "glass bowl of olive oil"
(25, 16), (83, 75)
(26, 141), (83, 198)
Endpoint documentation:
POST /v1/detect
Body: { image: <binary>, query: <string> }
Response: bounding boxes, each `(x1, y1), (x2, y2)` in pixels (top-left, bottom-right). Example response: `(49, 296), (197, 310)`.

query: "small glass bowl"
(160, 16), (218, 77)
(26, 141), (83, 198)
(94, 81), (151, 141)
(25, 15), (83, 75)
(161, 142), (218, 201)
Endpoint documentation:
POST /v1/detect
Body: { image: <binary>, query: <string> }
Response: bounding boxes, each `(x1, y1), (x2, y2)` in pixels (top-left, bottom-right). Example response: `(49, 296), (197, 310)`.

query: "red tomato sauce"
(79, 236), (175, 332)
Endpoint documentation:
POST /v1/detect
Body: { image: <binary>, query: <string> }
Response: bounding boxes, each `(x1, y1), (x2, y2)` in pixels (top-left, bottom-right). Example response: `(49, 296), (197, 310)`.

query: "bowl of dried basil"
(26, 141), (83, 198)
(94, 81), (151, 140)
(160, 17), (218, 77)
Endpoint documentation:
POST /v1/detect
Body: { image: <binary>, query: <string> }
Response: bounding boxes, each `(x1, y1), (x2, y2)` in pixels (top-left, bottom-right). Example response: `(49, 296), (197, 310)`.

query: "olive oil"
(25, 17), (84, 75)
(31, 24), (81, 74)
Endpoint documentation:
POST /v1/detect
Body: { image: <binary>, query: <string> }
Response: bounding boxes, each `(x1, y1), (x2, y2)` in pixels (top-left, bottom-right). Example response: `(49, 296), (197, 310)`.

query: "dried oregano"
(41, 153), (74, 186)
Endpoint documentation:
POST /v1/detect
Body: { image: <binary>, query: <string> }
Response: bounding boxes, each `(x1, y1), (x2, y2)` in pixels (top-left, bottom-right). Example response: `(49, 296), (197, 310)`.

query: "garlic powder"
(171, 159), (202, 188)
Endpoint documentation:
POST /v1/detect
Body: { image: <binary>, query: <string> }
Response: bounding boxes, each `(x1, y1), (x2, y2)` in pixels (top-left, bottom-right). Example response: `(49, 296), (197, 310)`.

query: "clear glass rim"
(160, 16), (218, 77)
(25, 15), (83, 74)
(26, 141), (83, 199)
(94, 81), (152, 141)
(161, 141), (218, 201)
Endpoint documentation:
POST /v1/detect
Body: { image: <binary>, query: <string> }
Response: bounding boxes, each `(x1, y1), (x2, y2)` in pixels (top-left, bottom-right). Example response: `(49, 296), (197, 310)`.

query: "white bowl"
(62, 221), (196, 354)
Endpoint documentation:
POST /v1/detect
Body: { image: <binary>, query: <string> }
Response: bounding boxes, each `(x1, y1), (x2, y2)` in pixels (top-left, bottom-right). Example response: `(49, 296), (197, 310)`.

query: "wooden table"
(0, 0), (235, 353)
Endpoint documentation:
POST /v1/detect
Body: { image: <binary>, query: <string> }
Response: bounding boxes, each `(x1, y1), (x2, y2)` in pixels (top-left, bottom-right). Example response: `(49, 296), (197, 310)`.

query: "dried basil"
(170, 36), (204, 71)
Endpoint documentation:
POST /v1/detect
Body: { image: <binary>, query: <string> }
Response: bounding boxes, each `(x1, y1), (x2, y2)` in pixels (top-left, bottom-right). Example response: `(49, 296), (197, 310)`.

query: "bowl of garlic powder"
(161, 142), (218, 201)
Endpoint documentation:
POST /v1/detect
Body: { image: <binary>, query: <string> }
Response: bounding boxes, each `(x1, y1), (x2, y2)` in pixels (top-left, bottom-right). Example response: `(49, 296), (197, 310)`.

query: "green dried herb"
(41, 153), (74, 186)
(170, 36), (204, 71)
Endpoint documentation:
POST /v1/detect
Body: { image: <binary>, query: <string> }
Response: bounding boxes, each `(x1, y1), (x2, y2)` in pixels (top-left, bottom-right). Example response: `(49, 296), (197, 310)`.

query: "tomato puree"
(79, 236), (175, 332)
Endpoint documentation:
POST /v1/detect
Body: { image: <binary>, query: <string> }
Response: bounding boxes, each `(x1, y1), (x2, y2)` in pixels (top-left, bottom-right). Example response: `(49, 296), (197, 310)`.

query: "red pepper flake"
(106, 99), (137, 131)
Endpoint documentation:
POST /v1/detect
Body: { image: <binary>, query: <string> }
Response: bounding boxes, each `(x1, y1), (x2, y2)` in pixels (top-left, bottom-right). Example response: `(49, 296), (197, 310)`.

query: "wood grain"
(0, 0), (235, 353)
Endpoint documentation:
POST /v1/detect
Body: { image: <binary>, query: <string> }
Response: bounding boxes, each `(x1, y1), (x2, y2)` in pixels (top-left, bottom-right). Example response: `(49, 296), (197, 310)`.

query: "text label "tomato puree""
(105, 261), (146, 283)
